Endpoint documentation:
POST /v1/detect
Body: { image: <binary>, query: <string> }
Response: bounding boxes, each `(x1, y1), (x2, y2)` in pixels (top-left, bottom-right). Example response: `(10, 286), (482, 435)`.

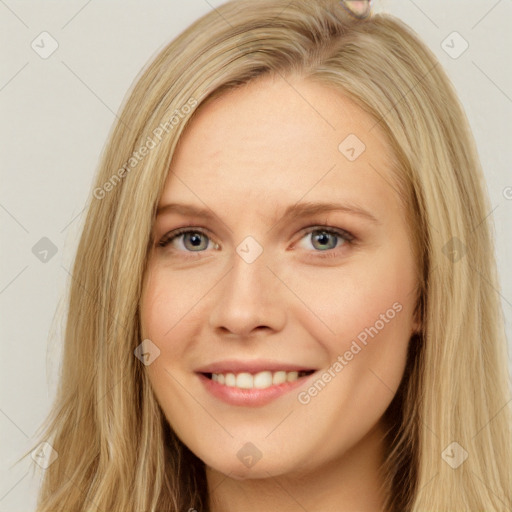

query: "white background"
(1, 1), (511, 510)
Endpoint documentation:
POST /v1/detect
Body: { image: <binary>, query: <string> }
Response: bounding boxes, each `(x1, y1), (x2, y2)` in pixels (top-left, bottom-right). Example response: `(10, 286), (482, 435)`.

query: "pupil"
(189, 233), (202, 247)
(315, 231), (335, 249)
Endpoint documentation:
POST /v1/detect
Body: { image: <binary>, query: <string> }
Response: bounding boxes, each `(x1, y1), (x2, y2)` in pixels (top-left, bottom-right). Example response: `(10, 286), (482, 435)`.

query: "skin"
(140, 73), (421, 512)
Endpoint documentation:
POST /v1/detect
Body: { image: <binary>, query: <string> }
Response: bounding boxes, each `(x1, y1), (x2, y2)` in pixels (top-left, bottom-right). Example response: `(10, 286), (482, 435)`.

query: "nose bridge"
(224, 238), (275, 308)
(231, 240), (270, 295)
(208, 237), (286, 336)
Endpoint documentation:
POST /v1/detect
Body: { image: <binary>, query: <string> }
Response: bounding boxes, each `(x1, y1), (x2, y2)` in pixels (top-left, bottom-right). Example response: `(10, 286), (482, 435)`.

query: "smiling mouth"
(202, 369), (315, 390)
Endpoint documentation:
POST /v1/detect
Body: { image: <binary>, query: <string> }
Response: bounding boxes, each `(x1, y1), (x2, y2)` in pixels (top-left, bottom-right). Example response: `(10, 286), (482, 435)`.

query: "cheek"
(140, 265), (206, 344)
(139, 267), (201, 419)
(291, 255), (415, 343)
(292, 262), (414, 460)
(139, 264), (217, 404)
(139, 268), (193, 395)
(287, 235), (417, 390)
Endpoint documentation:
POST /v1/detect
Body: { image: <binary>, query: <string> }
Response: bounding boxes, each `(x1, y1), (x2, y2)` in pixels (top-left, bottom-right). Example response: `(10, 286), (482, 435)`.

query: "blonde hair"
(24, 0), (511, 510)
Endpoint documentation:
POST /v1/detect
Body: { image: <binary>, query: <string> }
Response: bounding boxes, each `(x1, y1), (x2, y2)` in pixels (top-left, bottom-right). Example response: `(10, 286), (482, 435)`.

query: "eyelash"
(157, 225), (356, 260)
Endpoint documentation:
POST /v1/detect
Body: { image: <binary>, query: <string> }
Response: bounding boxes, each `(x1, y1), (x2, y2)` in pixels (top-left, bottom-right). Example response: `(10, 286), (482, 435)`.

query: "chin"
(199, 444), (301, 480)
(208, 460), (292, 481)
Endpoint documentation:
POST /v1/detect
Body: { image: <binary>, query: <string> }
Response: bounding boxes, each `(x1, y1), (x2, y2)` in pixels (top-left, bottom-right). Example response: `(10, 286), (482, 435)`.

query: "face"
(140, 74), (420, 480)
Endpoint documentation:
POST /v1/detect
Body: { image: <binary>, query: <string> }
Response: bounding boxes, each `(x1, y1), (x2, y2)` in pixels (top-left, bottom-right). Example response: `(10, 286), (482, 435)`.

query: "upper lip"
(195, 359), (317, 374)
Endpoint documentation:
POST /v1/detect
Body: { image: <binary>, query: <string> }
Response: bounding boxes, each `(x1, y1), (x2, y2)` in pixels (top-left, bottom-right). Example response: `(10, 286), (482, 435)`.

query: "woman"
(28, 0), (512, 510)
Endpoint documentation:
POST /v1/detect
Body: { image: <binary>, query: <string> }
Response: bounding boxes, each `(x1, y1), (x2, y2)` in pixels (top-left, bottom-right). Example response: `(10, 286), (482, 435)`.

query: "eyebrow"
(156, 201), (380, 225)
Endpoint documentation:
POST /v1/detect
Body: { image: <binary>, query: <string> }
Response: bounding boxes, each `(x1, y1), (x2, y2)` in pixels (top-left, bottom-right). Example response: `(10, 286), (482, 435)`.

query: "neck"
(207, 421), (389, 512)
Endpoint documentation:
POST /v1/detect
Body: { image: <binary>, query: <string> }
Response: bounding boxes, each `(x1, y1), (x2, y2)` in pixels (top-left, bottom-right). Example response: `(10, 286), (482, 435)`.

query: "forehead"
(160, 74), (402, 223)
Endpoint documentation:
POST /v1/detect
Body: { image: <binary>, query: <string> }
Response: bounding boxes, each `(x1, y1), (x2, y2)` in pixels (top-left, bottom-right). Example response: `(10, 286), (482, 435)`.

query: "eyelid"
(297, 224), (355, 243)
(157, 224), (354, 246)
(157, 226), (214, 248)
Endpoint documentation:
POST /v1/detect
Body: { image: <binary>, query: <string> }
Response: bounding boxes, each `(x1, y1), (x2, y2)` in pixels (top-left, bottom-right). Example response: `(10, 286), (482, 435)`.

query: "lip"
(195, 360), (318, 407)
(195, 359), (316, 374)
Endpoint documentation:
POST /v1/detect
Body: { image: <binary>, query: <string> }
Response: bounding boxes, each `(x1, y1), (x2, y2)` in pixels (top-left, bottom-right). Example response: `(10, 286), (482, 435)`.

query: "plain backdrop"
(1, 1), (511, 510)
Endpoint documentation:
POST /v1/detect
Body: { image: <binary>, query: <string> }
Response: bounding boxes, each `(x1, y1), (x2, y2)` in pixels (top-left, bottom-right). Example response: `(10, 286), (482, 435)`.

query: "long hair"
(25, 0), (511, 510)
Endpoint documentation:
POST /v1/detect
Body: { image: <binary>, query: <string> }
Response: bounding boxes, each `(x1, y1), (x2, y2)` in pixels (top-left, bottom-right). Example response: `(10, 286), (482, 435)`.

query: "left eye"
(297, 227), (353, 252)
(157, 226), (354, 258)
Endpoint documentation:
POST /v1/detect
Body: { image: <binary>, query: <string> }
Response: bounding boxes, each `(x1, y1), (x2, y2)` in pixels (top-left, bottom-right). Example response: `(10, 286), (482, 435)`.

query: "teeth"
(210, 370), (311, 390)
(225, 373), (236, 387)
(273, 371), (287, 385)
(236, 372), (253, 389)
(254, 371), (273, 389)
(287, 371), (298, 382)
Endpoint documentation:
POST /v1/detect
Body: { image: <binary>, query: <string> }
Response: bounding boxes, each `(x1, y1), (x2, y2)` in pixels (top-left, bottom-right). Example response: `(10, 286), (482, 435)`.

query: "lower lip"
(197, 372), (316, 407)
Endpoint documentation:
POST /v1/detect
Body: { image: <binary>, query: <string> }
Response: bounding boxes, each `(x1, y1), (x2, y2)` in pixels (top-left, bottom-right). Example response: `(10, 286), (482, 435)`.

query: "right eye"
(158, 227), (220, 255)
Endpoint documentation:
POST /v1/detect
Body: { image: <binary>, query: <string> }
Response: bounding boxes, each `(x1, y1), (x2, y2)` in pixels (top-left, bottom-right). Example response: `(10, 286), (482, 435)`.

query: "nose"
(208, 250), (287, 339)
